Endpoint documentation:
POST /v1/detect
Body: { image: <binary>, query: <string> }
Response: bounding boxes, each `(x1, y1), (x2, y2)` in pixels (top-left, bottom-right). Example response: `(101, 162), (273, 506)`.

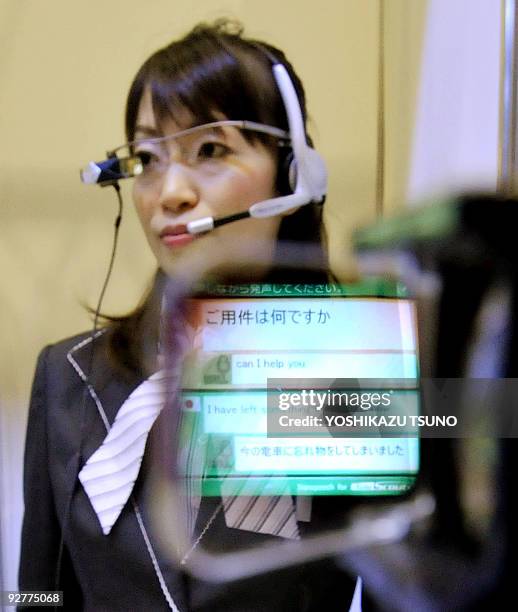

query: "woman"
(19, 20), (355, 611)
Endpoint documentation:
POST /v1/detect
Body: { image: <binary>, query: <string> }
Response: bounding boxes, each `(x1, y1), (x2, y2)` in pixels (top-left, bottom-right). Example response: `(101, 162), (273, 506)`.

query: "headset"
(80, 49), (328, 233)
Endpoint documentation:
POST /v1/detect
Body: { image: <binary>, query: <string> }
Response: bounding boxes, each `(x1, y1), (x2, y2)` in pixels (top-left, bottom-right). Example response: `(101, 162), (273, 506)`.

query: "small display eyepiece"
(80, 156), (143, 185)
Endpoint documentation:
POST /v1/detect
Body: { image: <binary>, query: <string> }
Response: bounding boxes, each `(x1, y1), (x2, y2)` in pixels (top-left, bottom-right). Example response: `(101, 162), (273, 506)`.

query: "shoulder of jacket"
(46, 328), (109, 355)
(38, 328), (111, 374)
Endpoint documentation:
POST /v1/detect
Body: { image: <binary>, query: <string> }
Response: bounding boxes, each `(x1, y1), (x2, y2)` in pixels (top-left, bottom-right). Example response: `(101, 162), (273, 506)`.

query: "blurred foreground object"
(147, 240), (433, 588)
(346, 193), (518, 610)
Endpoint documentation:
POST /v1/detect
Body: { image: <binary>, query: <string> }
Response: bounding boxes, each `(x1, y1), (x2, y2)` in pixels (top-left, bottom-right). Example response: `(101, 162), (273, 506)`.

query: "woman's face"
(132, 88), (282, 279)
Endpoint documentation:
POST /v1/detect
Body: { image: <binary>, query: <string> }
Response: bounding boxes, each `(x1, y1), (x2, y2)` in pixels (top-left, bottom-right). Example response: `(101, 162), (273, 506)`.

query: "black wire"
(213, 210), (250, 227)
(54, 182), (123, 601)
(92, 183), (123, 332)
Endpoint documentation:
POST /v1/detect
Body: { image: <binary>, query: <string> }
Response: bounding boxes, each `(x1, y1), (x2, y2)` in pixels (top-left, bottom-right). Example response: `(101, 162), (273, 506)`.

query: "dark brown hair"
(125, 21), (306, 142)
(106, 19), (328, 378)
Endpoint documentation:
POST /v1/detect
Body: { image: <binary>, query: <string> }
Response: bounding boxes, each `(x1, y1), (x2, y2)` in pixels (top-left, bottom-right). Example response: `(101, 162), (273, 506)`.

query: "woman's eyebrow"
(133, 122), (228, 142)
(134, 125), (161, 138)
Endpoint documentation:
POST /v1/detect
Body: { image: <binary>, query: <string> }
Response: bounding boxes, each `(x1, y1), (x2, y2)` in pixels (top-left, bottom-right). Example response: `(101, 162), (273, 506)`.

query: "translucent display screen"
(176, 283), (419, 496)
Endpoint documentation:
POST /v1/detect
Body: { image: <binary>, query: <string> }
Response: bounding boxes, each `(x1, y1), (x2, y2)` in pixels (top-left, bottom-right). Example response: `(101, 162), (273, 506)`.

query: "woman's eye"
(197, 142), (230, 160)
(135, 151), (155, 167)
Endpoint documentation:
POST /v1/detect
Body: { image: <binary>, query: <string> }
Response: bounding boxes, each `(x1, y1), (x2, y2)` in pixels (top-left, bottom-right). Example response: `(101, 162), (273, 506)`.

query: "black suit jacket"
(19, 331), (355, 611)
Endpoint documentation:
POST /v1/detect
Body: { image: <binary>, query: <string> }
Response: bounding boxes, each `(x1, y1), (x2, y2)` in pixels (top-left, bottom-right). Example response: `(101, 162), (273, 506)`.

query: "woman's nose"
(157, 163), (198, 214)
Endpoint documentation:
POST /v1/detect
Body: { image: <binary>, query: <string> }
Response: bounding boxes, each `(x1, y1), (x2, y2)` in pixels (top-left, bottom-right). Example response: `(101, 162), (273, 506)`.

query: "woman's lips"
(161, 233), (195, 248)
(159, 224), (196, 248)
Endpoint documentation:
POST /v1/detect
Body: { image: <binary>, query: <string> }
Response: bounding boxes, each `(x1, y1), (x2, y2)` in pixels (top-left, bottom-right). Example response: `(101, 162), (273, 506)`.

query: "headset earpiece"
(276, 149), (295, 195)
(277, 145), (327, 200)
(288, 154), (297, 191)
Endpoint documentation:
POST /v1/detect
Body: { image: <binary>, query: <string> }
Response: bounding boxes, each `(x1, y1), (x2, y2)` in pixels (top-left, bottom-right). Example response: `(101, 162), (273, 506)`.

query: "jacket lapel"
(67, 330), (144, 429)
